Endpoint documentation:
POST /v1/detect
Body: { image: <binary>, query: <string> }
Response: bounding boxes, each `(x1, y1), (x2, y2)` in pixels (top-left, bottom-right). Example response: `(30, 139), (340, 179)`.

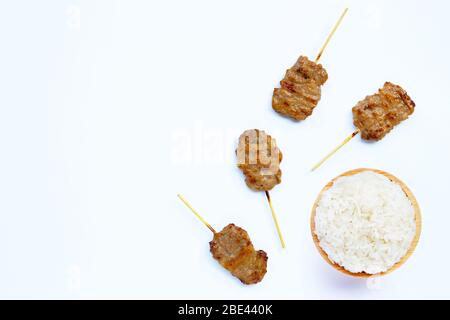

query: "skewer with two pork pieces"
(177, 194), (268, 285)
(312, 82), (416, 170)
(272, 8), (348, 120)
(236, 129), (285, 248)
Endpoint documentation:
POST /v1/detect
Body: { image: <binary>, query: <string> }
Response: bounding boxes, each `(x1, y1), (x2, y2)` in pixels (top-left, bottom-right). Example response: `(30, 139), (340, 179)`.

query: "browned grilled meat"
(352, 82), (415, 141)
(272, 56), (328, 120)
(236, 129), (282, 191)
(210, 223), (268, 285)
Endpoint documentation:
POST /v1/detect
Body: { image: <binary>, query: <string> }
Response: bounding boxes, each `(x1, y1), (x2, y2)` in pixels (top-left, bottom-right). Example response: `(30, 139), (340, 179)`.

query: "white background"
(0, 0), (449, 299)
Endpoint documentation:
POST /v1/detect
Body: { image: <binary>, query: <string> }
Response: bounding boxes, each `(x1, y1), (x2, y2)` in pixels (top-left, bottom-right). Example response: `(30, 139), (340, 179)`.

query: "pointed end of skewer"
(311, 157), (327, 171)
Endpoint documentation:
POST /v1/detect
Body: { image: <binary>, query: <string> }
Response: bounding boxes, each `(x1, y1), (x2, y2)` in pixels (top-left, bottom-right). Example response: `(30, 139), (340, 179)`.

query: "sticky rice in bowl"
(311, 168), (421, 277)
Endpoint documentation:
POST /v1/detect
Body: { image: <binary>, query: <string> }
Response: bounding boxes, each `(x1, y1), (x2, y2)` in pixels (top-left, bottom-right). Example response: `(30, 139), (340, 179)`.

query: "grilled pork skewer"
(272, 8), (348, 120)
(236, 129), (285, 248)
(177, 194), (268, 285)
(312, 82), (416, 170)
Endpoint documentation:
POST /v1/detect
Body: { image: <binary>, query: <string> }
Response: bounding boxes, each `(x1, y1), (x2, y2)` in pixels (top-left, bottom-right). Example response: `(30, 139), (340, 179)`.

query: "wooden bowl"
(310, 168), (421, 277)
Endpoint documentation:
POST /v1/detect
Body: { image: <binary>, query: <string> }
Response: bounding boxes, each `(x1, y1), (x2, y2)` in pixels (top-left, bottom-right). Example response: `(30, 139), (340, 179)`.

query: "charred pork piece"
(352, 82), (415, 141)
(236, 129), (282, 191)
(210, 224), (268, 285)
(272, 56), (328, 120)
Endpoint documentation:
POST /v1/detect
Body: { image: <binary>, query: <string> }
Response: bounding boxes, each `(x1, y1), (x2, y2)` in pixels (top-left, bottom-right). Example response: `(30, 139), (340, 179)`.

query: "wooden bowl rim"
(310, 168), (422, 278)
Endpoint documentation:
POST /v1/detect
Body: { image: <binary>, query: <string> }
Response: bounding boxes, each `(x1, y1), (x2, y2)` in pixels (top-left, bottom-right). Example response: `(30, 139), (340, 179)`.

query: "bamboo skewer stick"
(177, 194), (216, 234)
(265, 191), (286, 248)
(310, 8), (351, 171)
(311, 129), (360, 171)
(315, 7), (348, 62)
